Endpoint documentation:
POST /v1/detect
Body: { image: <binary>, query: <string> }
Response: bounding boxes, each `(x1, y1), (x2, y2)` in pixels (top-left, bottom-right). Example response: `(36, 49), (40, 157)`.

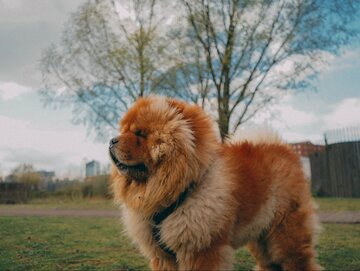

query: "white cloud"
(0, 0), (84, 24)
(0, 1), (85, 87)
(323, 98), (360, 129)
(251, 95), (317, 129)
(0, 0), (22, 10)
(276, 105), (317, 127)
(0, 114), (30, 129)
(0, 114), (109, 178)
(321, 48), (360, 74)
(279, 130), (323, 143)
(242, 93), (325, 143)
(114, 1), (135, 20)
(248, 96), (360, 143)
(0, 82), (32, 100)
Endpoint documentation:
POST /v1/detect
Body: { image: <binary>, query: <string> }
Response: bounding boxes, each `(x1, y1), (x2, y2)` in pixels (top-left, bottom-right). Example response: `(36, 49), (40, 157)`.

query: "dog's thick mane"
(111, 96), (219, 216)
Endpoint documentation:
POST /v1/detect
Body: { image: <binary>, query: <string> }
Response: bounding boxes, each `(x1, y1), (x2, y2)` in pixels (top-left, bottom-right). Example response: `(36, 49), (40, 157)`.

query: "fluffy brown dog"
(110, 96), (322, 270)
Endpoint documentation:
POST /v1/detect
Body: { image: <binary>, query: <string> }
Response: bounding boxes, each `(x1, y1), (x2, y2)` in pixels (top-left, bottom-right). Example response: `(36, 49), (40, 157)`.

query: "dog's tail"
(226, 125), (284, 145)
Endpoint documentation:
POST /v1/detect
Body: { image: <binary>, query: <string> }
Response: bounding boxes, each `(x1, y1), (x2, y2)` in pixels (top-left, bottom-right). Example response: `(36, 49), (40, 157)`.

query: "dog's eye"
(135, 129), (146, 138)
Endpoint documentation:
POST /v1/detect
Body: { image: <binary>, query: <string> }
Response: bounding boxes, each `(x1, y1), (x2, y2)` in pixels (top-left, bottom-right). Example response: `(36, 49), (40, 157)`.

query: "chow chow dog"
(109, 96), (322, 270)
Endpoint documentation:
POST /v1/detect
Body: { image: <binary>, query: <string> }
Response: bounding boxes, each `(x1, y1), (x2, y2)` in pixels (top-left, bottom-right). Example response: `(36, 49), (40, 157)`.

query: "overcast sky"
(0, 0), (360, 178)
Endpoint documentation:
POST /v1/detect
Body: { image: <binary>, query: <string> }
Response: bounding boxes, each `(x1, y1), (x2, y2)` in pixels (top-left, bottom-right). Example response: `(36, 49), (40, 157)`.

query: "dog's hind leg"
(265, 209), (322, 271)
(248, 240), (282, 271)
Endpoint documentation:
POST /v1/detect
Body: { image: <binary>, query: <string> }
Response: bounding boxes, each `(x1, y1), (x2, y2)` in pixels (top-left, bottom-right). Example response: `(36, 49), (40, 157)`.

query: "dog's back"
(222, 132), (322, 271)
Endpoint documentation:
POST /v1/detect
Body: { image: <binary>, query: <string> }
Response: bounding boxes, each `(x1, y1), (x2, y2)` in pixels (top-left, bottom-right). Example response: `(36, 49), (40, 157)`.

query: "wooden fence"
(310, 140), (360, 197)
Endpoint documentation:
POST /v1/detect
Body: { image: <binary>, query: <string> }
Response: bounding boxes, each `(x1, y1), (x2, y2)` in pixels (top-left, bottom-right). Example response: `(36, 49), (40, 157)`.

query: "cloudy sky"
(0, 0), (359, 178)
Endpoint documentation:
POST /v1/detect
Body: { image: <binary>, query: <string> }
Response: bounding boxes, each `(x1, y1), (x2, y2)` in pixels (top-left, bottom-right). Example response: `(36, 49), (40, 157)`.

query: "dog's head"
(109, 96), (219, 214)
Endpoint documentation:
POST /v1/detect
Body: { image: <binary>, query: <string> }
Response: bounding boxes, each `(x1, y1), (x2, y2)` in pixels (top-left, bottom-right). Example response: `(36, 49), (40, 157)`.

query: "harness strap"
(151, 183), (195, 258)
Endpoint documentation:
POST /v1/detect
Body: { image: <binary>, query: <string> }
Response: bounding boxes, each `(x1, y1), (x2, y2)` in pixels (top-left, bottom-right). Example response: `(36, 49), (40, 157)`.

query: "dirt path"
(318, 211), (360, 224)
(0, 209), (359, 223)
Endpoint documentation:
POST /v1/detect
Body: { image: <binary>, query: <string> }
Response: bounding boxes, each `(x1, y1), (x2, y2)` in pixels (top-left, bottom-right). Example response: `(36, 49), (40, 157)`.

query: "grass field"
(0, 197), (359, 270)
(0, 197), (116, 211)
(315, 197), (360, 212)
(0, 216), (359, 270)
(0, 196), (358, 212)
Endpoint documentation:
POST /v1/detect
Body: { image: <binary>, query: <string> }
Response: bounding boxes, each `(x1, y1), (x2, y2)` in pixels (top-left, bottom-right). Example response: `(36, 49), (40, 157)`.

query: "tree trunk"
(218, 106), (230, 141)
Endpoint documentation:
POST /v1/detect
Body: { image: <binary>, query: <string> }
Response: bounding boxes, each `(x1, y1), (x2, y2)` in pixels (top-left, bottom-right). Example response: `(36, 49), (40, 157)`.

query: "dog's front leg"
(151, 255), (177, 271)
(176, 242), (234, 271)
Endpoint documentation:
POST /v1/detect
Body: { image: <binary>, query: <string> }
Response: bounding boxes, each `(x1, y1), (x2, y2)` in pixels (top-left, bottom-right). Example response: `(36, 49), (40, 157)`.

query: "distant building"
(36, 171), (55, 190)
(290, 141), (324, 181)
(290, 141), (324, 157)
(36, 170), (55, 182)
(85, 160), (101, 177)
(299, 156), (311, 180)
(101, 163), (111, 175)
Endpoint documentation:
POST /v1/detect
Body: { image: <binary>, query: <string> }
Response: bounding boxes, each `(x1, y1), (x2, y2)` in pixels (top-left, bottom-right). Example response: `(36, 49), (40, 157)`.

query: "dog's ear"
(150, 138), (174, 165)
(166, 98), (187, 115)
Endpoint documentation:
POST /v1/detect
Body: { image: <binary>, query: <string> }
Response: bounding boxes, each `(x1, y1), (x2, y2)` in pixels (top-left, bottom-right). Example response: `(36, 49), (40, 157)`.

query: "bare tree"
(174, 0), (359, 139)
(11, 164), (42, 189)
(41, 0), (359, 140)
(40, 0), (168, 139)
(158, 27), (212, 109)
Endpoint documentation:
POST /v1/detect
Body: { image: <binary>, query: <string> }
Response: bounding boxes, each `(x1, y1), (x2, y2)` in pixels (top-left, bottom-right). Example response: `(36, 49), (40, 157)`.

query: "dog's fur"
(110, 96), (322, 270)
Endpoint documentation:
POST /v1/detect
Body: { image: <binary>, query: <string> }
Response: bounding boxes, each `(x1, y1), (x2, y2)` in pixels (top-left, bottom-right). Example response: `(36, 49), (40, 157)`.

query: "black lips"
(109, 144), (148, 182)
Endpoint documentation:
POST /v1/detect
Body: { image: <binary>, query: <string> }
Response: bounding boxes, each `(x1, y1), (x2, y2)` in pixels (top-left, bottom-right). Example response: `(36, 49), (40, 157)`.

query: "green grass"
(0, 217), (147, 271)
(0, 197), (359, 270)
(315, 197), (360, 212)
(0, 197), (116, 211)
(318, 224), (360, 270)
(0, 217), (359, 270)
(3, 196), (360, 213)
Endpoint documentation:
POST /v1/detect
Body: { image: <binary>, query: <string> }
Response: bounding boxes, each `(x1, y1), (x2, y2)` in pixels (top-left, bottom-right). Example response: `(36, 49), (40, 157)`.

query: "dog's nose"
(109, 137), (119, 146)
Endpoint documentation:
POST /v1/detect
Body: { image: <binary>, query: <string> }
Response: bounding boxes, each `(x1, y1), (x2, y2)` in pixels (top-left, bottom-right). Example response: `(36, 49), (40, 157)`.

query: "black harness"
(151, 183), (195, 258)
